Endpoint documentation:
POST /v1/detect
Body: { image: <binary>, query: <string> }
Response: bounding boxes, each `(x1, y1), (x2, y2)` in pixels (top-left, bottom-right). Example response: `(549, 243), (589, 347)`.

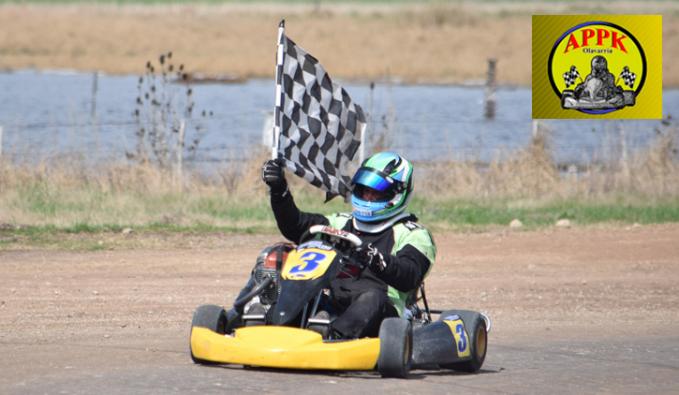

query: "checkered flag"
(619, 66), (636, 88)
(562, 65), (580, 88)
(272, 20), (366, 199)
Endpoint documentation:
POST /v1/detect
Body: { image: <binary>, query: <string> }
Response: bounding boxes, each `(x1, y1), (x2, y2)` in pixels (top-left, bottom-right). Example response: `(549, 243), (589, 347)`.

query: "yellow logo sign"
(533, 15), (662, 119)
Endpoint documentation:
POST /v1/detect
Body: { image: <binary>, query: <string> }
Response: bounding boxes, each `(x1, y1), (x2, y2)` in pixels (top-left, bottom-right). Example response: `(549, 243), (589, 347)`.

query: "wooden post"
(532, 119), (539, 139)
(91, 72), (100, 154)
(360, 81), (375, 164)
(91, 71), (98, 119)
(620, 126), (629, 189)
(175, 119), (185, 187)
(484, 58), (497, 120)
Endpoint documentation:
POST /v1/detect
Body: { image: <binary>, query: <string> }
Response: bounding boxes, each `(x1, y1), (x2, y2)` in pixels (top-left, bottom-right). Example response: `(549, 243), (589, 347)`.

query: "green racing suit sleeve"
(380, 223), (437, 316)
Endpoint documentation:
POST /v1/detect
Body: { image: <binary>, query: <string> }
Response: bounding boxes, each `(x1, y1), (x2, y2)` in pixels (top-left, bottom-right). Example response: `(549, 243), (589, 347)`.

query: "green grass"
(190, 197), (273, 222)
(4, 193), (679, 231)
(3, 164), (679, 250)
(412, 198), (679, 228)
(3, 195), (679, 250)
(6, 178), (679, 230)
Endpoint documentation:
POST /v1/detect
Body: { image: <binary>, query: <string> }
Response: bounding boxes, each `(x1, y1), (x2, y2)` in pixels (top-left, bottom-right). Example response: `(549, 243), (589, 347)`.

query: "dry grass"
(416, 122), (679, 203)
(0, 147), (329, 228)
(1, 3), (678, 85)
(1, 122), (678, 230)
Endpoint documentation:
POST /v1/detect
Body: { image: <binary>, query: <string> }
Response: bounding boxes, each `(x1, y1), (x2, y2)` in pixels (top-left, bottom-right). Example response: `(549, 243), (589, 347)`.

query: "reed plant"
(130, 52), (212, 179)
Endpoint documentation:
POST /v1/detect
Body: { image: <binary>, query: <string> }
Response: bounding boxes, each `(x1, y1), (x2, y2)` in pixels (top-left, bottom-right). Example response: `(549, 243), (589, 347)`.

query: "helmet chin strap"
(352, 211), (411, 234)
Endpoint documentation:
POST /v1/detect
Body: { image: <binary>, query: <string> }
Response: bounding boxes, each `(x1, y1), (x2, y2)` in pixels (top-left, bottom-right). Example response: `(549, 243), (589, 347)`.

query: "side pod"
(411, 321), (464, 368)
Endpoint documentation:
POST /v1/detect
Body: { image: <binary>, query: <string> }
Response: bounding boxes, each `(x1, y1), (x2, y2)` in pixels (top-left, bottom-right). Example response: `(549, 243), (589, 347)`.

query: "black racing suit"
(271, 190), (434, 338)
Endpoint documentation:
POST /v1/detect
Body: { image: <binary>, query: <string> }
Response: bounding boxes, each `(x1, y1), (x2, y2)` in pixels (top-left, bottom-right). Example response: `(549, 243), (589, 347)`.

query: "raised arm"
(262, 159), (328, 243)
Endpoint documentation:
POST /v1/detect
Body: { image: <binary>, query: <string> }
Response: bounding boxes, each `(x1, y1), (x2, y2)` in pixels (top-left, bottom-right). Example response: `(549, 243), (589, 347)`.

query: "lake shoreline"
(3, 69), (678, 89)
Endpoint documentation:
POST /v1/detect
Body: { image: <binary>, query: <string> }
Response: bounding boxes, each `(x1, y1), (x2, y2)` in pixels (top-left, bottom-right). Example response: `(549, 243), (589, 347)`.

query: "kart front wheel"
(190, 304), (227, 364)
(377, 318), (412, 378)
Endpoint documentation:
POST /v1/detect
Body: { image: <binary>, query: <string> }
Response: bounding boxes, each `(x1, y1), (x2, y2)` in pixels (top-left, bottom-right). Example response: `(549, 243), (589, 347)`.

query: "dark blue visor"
(351, 168), (393, 192)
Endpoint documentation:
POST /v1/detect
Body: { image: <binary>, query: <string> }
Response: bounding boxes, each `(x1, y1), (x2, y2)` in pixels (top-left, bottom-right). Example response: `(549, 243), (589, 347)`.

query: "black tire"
(438, 310), (487, 373)
(190, 304), (227, 364)
(377, 318), (413, 378)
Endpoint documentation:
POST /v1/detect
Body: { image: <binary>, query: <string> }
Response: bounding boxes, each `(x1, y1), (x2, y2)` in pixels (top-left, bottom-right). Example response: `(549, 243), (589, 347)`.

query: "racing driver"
(261, 152), (436, 339)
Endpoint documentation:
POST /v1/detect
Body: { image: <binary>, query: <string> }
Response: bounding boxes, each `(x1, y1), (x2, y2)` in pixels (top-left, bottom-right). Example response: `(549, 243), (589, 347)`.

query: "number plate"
(281, 248), (337, 280)
(444, 319), (472, 358)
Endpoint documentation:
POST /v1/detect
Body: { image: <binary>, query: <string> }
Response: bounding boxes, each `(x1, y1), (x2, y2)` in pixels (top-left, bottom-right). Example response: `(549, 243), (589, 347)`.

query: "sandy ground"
(1, 224), (678, 393)
(1, 3), (678, 85)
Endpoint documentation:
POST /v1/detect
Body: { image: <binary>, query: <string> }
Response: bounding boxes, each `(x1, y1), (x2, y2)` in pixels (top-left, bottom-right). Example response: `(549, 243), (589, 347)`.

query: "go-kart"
(189, 225), (490, 378)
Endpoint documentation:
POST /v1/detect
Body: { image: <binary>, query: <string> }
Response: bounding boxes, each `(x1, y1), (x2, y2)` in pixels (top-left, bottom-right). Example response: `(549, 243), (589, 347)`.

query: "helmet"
(591, 55), (608, 76)
(350, 152), (414, 223)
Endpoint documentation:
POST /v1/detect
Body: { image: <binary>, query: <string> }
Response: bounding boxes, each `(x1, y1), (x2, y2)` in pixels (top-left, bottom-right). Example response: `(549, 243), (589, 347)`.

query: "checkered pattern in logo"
(620, 66), (637, 89)
(562, 65), (580, 88)
(275, 34), (366, 199)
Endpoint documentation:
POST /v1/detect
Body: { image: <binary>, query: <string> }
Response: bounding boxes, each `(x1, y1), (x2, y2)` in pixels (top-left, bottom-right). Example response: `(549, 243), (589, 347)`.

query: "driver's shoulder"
(324, 212), (352, 229)
(393, 214), (426, 232)
(393, 216), (435, 249)
(400, 220), (423, 232)
(392, 224), (436, 262)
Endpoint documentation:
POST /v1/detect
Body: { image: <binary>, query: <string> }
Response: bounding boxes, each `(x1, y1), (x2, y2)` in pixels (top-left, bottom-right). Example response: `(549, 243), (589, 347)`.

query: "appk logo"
(533, 15), (662, 119)
(550, 22), (644, 114)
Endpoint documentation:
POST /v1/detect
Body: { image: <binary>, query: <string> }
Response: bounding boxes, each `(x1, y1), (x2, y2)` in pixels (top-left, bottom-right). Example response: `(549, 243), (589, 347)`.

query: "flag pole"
(358, 119), (367, 164)
(272, 19), (286, 159)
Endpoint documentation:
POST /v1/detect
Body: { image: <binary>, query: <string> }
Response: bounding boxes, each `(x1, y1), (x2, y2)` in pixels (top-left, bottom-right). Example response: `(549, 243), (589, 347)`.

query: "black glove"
(261, 159), (288, 194)
(355, 243), (389, 274)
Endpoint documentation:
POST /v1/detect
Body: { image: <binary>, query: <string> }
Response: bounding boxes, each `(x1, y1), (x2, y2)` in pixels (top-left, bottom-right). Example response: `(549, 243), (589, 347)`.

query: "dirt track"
(1, 225), (679, 394)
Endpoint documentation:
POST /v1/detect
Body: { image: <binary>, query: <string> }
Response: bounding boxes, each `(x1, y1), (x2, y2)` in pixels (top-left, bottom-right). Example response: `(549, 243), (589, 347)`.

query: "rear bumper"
(190, 326), (380, 370)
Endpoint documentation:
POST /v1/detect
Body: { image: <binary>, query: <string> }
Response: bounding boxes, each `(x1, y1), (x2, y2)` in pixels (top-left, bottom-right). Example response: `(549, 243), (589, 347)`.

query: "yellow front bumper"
(190, 326), (380, 370)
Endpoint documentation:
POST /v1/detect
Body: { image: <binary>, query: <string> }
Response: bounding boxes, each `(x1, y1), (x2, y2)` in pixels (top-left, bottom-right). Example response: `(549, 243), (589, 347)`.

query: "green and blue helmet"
(351, 152), (414, 223)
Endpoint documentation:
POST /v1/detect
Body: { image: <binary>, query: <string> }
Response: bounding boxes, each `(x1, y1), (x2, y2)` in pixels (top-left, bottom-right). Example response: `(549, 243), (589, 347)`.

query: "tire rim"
(475, 325), (487, 359)
(403, 332), (412, 366)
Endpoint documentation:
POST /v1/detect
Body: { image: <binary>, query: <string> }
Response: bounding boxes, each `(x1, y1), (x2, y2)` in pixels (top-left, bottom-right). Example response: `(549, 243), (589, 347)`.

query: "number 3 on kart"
(444, 318), (471, 358)
(456, 323), (467, 353)
(282, 248), (337, 280)
(289, 252), (326, 273)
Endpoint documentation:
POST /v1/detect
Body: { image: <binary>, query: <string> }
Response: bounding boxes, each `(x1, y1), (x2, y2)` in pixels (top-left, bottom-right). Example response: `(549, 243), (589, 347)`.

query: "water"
(0, 70), (676, 167)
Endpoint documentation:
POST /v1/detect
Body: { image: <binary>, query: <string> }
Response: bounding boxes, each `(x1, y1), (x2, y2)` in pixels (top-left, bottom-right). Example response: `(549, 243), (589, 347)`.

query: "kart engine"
(253, 243), (293, 305)
(254, 261), (279, 305)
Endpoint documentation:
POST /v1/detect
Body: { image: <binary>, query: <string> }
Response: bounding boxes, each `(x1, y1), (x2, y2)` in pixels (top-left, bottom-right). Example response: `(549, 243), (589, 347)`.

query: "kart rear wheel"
(439, 310), (487, 373)
(377, 318), (413, 378)
(190, 304), (227, 364)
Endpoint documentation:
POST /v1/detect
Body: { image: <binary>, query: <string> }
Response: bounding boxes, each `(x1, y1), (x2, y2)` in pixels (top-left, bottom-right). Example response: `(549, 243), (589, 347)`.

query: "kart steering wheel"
(306, 225), (362, 248)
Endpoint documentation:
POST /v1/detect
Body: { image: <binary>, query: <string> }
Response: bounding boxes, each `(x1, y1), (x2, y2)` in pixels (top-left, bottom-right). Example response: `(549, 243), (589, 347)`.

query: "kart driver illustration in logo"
(561, 54), (636, 111)
(548, 21), (646, 115)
